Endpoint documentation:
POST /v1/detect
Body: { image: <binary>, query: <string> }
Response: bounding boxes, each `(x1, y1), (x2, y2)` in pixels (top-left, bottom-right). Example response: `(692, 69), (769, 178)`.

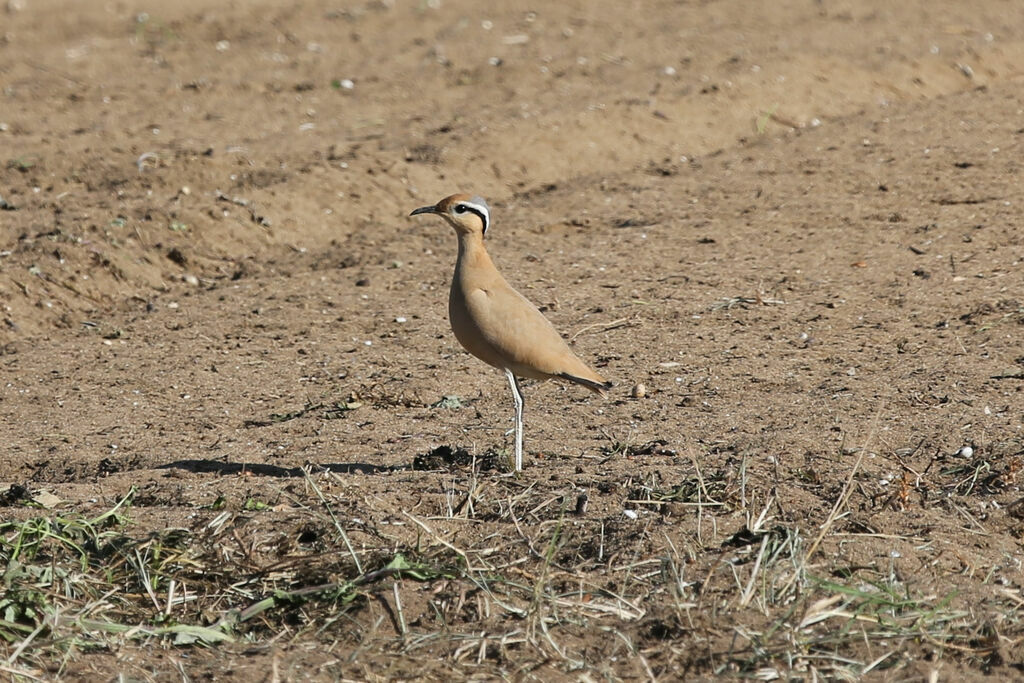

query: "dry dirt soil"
(2, 0), (1024, 680)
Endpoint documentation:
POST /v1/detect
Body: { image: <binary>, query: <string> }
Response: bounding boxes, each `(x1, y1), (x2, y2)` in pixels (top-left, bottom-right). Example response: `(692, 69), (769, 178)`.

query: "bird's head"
(410, 194), (490, 237)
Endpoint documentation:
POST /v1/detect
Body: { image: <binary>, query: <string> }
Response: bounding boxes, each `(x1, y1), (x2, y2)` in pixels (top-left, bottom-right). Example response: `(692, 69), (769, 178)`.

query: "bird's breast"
(448, 281), (505, 369)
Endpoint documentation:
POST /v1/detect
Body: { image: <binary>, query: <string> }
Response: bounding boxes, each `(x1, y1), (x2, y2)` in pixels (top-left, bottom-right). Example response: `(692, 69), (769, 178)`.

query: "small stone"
(32, 490), (61, 508)
(574, 492), (589, 515)
(630, 383), (647, 399)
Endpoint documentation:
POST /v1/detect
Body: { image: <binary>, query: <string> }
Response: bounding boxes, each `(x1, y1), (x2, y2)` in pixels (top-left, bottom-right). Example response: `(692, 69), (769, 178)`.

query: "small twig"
(6, 620), (47, 666)
(738, 534), (769, 608)
(26, 60), (85, 86)
(570, 316), (635, 341)
(165, 579), (177, 616)
(305, 470), (363, 573)
(402, 511), (477, 570)
(710, 295), (786, 311)
(782, 402), (886, 597)
(393, 581), (407, 637)
(862, 651), (896, 675)
(0, 663), (44, 681)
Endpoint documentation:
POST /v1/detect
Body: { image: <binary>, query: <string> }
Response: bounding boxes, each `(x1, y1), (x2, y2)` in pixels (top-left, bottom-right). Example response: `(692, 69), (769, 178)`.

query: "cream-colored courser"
(411, 193), (611, 471)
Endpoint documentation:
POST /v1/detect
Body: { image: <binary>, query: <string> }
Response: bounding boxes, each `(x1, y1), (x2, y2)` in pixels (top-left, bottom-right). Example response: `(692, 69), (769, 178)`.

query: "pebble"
(630, 383), (646, 399)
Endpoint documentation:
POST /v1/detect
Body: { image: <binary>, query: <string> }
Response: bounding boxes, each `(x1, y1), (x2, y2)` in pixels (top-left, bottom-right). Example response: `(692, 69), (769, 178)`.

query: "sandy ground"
(2, 0), (1024, 680)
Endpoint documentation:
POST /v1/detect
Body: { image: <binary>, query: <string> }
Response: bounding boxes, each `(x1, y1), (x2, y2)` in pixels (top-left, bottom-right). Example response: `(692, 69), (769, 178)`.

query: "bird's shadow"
(158, 446), (506, 477)
(157, 459), (407, 477)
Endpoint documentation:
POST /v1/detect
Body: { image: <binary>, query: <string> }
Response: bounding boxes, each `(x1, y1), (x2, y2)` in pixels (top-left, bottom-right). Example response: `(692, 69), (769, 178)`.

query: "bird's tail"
(559, 373), (614, 396)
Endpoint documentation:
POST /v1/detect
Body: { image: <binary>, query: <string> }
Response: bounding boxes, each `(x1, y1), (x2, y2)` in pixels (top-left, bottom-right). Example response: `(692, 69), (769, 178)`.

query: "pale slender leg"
(504, 369), (524, 471)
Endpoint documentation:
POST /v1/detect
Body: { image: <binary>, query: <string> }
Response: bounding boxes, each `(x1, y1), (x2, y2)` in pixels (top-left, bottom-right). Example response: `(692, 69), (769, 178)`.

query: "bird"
(410, 193), (612, 471)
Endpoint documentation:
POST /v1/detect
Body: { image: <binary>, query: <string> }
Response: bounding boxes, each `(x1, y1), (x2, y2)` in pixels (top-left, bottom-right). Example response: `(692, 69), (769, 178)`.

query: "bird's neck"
(455, 232), (491, 272)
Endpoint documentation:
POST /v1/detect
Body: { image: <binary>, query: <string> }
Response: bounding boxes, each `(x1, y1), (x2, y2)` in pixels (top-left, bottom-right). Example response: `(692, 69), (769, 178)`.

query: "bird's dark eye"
(454, 204), (467, 214)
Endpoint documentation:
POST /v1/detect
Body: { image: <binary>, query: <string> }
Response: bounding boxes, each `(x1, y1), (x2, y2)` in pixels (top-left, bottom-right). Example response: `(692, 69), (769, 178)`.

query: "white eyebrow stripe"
(458, 200), (490, 234)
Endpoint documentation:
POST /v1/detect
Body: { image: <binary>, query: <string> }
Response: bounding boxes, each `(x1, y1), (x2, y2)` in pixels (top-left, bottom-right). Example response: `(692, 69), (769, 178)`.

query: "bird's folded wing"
(464, 285), (598, 381)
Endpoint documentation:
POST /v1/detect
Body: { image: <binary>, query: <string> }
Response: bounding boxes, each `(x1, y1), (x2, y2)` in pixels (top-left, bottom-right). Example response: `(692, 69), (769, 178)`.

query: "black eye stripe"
(455, 203), (489, 233)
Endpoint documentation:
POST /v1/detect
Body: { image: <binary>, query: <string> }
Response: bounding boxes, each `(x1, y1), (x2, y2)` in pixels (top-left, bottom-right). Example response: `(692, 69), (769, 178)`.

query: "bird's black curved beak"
(410, 205), (438, 217)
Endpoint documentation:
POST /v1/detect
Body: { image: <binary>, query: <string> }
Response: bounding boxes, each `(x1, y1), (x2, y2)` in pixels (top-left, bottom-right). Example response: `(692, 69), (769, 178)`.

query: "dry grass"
(3, 436), (1022, 679)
